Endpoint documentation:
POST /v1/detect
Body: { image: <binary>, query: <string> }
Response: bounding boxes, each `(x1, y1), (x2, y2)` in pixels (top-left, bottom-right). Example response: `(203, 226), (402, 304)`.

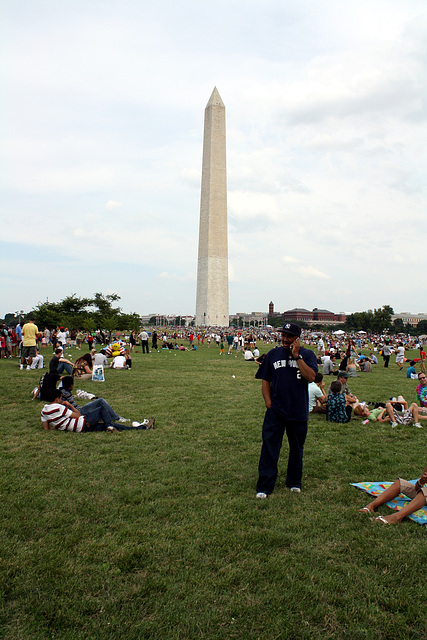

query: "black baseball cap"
(277, 323), (302, 337)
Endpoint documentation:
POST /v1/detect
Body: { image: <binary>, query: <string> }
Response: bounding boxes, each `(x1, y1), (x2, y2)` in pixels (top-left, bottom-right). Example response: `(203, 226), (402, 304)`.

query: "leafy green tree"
(392, 318), (405, 333)
(416, 320), (427, 334)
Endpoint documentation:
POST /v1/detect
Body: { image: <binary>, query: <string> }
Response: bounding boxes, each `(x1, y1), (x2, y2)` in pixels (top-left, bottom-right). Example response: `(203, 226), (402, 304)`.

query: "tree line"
(3, 293), (141, 332)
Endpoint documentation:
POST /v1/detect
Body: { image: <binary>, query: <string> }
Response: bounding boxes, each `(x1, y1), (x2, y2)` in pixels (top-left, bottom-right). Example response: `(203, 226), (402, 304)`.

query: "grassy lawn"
(1, 341), (425, 640)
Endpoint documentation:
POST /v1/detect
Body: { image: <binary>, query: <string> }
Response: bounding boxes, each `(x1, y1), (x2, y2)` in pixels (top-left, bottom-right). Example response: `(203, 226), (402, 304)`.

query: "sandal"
(374, 516), (390, 525)
(359, 507), (373, 514)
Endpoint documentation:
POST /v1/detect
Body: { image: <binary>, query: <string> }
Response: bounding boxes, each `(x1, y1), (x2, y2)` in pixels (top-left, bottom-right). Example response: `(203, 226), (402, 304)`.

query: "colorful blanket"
(351, 480), (427, 526)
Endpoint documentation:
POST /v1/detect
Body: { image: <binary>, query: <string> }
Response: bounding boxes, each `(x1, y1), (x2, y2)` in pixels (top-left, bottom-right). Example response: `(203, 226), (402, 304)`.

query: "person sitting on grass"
(32, 371), (61, 401)
(346, 357), (359, 377)
(93, 348), (108, 367)
(322, 354), (336, 376)
(72, 353), (93, 379)
(41, 387), (155, 432)
(416, 371), (427, 412)
(123, 349), (132, 368)
(308, 372), (327, 414)
(111, 353), (127, 368)
(30, 348), (44, 369)
(406, 360), (417, 379)
(359, 466), (427, 524)
(384, 397), (423, 429)
(326, 380), (352, 423)
(327, 371), (359, 407)
(50, 347), (73, 375)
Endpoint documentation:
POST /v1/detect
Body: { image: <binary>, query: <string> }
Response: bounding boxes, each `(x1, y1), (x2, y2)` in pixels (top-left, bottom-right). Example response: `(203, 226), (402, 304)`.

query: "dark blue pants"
(257, 408), (308, 494)
(141, 340), (149, 353)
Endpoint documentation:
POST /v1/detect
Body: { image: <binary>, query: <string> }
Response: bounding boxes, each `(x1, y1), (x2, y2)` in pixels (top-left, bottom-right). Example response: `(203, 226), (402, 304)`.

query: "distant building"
(282, 308), (314, 323)
(282, 308), (345, 325)
(232, 311), (268, 327)
(392, 313), (427, 327)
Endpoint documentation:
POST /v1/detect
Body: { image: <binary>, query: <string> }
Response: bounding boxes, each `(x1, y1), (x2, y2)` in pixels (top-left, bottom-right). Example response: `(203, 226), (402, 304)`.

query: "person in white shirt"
(138, 330), (149, 354)
(308, 373), (327, 413)
(56, 328), (67, 349)
(395, 343), (405, 371)
(111, 354), (127, 369)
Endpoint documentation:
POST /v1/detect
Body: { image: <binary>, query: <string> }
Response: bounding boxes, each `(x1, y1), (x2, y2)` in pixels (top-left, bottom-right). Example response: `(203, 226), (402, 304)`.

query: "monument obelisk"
(195, 87), (229, 327)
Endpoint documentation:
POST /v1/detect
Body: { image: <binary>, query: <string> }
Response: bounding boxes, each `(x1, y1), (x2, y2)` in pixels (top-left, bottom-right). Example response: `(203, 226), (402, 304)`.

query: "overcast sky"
(1, 0), (426, 319)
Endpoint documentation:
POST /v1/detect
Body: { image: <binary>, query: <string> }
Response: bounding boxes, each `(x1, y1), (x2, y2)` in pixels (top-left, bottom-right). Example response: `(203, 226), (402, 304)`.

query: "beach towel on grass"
(351, 481), (427, 526)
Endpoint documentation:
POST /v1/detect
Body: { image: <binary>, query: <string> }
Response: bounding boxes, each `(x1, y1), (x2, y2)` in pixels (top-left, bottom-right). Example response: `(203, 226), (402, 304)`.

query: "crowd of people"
(252, 322), (427, 528)
(3, 316), (426, 524)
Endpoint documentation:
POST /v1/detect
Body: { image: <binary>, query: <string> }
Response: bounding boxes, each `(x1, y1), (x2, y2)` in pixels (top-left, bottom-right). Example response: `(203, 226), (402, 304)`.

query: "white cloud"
(292, 265), (330, 280)
(105, 200), (123, 211)
(1, 0), (427, 316)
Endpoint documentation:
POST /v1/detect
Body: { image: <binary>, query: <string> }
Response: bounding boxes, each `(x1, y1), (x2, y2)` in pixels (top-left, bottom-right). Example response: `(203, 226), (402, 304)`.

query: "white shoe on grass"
(290, 487), (301, 493)
(414, 423), (423, 428)
(132, 419), (149, 427)
(256, 492), (268, 499)
(391, 422), (398, 428)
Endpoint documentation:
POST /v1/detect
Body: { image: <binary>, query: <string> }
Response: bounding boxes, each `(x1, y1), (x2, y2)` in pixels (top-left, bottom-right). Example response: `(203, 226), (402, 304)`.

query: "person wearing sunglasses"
(416, 372), (427, 414)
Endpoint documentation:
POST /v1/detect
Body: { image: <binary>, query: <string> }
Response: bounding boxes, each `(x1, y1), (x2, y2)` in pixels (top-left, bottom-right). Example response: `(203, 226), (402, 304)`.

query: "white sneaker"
(118, 417), (129, 423)
(391, 422), (398, 428)
(132, 419), (149, 427)
(255, 492), (268, 499)
(414, 423), (423, 428)
(26, 366), (31, 370)
(290, 487), (301, 493)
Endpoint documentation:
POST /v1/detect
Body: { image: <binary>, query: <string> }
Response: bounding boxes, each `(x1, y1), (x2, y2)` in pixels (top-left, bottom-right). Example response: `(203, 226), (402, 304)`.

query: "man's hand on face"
(291, 337), (300, 359)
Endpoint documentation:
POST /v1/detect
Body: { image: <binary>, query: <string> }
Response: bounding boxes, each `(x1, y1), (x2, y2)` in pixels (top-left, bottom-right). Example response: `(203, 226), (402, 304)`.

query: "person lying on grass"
(359, 466), (427, 524)
(383, 397), (423, 428)
(353, 403), (389, 422)
(41, 387), (154, 433)
(354, 398), (424, 427)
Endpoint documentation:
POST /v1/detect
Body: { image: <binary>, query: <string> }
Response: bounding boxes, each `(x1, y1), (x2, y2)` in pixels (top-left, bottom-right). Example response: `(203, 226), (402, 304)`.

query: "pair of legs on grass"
(257, 408), (307, 497)
(81, 399), (154, 431)
(359, 476), (427, 524)
(385, 399), (424, 428)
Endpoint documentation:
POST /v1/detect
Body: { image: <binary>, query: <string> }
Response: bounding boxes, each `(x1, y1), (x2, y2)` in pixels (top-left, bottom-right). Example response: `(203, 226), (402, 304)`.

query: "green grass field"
(1, 342), (425, 640)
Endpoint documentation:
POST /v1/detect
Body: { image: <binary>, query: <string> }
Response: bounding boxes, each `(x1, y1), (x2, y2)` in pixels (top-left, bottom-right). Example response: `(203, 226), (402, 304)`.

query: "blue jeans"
(57, 362), (73, 374)
(80, 398), (147, 431)
(257, 408), (308, 494)
(80, 398), (119, 427)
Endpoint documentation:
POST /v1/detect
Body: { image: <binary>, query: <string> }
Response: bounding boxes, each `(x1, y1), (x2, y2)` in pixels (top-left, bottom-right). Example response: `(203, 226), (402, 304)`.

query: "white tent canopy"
(333, 330), (345, 335)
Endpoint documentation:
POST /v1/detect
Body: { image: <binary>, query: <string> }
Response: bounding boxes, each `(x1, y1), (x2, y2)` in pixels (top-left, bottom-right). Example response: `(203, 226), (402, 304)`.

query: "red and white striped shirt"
(41, 402), (86, 432)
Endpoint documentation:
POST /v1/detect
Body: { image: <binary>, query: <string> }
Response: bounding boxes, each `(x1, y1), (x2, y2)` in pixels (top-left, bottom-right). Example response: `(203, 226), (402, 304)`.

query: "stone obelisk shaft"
(195, 87), (229, 327)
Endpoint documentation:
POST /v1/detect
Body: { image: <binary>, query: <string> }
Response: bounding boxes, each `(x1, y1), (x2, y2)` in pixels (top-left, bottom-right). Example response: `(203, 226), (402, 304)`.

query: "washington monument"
(195, 87), (229, 327)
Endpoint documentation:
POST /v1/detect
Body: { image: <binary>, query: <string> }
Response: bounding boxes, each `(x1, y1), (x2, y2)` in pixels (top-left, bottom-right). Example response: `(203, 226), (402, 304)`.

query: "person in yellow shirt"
(21, 318), (39, 370)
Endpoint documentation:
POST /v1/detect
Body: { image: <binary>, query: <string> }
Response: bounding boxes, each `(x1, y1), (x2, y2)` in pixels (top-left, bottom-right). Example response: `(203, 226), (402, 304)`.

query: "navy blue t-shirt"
(255, 346), (318, 421)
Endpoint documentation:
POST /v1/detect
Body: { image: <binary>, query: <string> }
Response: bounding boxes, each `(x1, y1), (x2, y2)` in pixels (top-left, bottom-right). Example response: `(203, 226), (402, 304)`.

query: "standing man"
(255, 323), (317, 498)
(382, 341), (391, 368)
(21, 317), (39, 370)
(139, 328), (149, 354)
(395, 342), (405, 370)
